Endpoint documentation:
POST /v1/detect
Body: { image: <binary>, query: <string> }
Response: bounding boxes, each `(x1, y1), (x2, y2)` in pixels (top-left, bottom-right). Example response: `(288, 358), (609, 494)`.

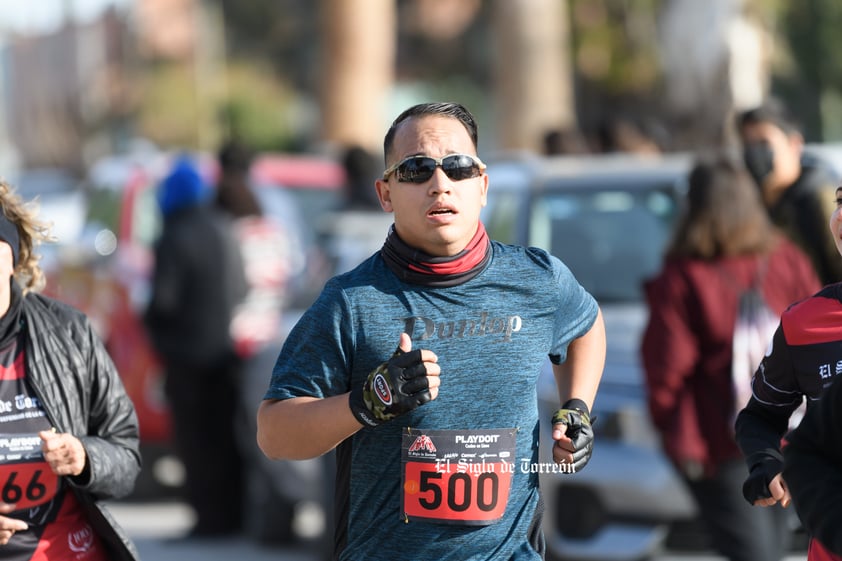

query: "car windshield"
(530, 185), (679, 303)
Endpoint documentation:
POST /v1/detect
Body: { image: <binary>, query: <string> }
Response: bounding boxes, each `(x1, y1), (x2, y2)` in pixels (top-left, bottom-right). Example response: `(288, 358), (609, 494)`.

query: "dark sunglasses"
(382, 154), (486, 184)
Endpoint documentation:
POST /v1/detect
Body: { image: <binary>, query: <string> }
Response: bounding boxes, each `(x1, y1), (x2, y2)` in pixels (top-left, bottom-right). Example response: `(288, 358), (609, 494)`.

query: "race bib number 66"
(401, 427), (517, 526)
(0, 434), (59, 510)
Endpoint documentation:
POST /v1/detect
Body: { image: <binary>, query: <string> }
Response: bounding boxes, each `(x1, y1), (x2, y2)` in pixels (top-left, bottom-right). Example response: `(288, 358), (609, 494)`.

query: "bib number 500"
(418, 471), (499, 512)
(403, 461), (511, 524)
(401, 428), (516, 525)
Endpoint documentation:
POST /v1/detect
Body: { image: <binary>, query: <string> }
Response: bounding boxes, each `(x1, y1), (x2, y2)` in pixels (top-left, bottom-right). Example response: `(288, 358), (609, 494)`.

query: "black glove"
(551, 398), (595, 471)
(742, 456), (782, 504)
(349, 346), (431, 427)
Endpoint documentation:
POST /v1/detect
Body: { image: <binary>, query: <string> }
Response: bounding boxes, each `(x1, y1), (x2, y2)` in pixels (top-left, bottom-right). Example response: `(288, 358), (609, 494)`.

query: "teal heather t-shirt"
(264, 241), (598, 561)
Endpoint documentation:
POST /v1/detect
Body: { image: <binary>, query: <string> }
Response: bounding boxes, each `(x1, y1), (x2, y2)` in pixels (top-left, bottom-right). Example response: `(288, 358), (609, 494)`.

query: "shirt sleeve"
(263, 279), (354, 401)
(640, 266), (704, 450)
(544, 251), (599, 364)
(734, 325), (802, 468)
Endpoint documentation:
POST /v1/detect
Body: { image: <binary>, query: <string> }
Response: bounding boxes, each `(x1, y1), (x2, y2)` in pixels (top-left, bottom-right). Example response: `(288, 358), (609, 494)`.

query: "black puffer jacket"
(22, 291), (141, 561)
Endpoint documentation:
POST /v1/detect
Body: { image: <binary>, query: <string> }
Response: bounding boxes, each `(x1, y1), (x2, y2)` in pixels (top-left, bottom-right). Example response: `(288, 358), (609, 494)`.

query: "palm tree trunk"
(491, 0), (576, 152)
(319, 0), (396, 153)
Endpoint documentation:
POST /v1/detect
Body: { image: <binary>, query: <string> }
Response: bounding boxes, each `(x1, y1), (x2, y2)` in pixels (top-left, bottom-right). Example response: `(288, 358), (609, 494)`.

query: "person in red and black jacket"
(642, 156), (821, 561)
(735, 284), (842, 507)
(783, 373), (842, 560)
(736, 184), (842, 561)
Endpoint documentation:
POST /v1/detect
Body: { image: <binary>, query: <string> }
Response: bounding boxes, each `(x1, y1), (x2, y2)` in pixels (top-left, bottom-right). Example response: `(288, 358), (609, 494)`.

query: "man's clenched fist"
(551, 398), (595, 471)
(349, 333), (440, 427)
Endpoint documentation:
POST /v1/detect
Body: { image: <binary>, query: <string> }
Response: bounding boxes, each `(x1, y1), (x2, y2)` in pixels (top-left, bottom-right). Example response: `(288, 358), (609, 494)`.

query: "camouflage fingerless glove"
(349, 346), (431, 427)
(551, 398), (596, 471)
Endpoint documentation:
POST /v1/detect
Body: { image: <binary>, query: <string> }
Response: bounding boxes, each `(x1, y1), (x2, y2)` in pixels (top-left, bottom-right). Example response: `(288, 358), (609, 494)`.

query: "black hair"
(215, 139), (261, 218)
(218, 140), (254, 174)
(736, 98), (801, 135)
(382, 102), (479, 164)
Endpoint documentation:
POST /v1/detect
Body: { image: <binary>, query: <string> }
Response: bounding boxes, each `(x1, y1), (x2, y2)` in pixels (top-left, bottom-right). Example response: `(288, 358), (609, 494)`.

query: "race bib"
(401, 427), (517, 525)
(0, 433), (59, 510)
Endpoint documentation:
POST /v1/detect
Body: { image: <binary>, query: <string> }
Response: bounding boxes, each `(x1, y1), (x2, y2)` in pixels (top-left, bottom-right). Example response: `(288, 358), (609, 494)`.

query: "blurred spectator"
(340, 144), (381, 210)
(641, 156), (820, 561)
(143, 156), (248, 538)
(213, 139), (291, 357)
(596, 116), (662, 155)
(542, 128), (590, 155)
(215, 140), (262, 219)
(736, 98), (842, 284)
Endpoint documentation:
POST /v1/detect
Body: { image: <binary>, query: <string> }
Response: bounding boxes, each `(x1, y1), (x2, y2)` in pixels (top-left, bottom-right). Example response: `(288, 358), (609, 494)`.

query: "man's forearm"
(554, 309), (606, 409)
(257, 395), (362, 460)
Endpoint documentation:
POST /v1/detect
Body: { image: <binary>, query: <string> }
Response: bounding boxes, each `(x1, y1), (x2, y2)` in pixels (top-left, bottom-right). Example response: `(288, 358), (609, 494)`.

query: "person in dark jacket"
(737, 184), (842, 561)
(782, 373), (842, 560)
(0, 179), (141, 560)
(641, 156), (821, 561)
(737, 98), (842, 285)
(144, 156), (248, 537)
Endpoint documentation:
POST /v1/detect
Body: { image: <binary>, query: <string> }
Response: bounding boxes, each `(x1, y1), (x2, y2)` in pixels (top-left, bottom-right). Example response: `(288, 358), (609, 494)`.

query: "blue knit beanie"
(158, 157), (208, 216)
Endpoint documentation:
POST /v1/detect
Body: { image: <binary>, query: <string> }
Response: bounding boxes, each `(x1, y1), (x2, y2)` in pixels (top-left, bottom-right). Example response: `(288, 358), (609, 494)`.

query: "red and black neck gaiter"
(381, 222), (492, 287)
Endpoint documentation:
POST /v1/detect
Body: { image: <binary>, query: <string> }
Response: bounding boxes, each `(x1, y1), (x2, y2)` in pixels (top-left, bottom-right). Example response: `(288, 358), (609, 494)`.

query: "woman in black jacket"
(0, 179), (141, 560)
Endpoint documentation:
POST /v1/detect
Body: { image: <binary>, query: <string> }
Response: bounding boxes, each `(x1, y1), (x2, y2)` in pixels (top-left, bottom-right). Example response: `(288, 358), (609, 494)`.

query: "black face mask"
(743, 141), (775, 187)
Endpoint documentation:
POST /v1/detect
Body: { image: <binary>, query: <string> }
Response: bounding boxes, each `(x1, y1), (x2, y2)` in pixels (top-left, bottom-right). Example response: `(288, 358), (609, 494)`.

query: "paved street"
(109, 499), (807, 561)
(108, 500), (321, 561)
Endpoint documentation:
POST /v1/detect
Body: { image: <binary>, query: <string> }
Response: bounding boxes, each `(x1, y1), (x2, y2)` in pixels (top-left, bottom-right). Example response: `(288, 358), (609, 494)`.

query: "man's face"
(829, 187), (842, 258)
(375, 115), (488, 257)
(740, 121), (803, 200)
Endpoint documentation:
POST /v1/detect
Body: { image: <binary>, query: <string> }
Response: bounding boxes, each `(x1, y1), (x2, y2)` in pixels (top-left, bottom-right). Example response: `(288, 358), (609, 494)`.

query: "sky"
(0, 0), (128, 34)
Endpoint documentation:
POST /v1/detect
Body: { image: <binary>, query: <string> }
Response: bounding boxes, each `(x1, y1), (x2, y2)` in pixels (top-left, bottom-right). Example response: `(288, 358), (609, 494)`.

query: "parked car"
(482, 152), (700, 561)
(42, 147), (345, 538)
